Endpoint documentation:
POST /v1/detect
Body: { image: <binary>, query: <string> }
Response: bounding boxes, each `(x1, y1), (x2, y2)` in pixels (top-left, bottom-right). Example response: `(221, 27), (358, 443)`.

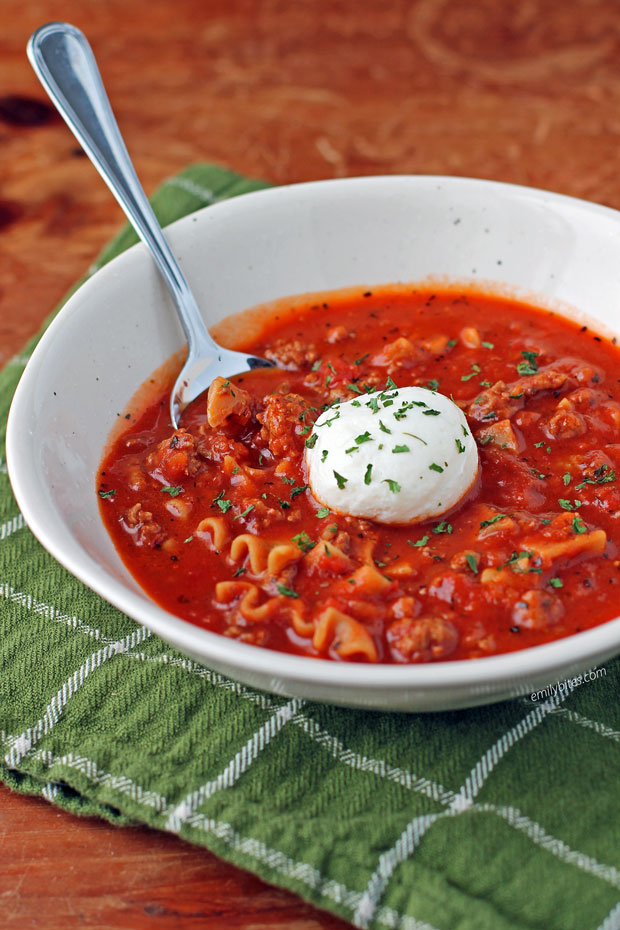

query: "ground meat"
(565, 387), (600, 408)
(324, 385), (359, 405)
(372, 336), (424, 367)
(264, 338), (318, 369)
(123, 503), (163, 547)
(320, 528), (352, 553)
(206, 377), (254, 428)
(389, 596), (420, 620)
(257, 392), (311, 457)
(512, 368), (568, 399)
(469, 369), (568, 423)
(476, 418), (520, 451)
(387, 615), (459, 662)
(468, 380), (521, 422)
(554, 356), (604, 385)
(576, 451), (616, 481)
(242, 497), (300, 527)
(546, 398), (587, 439)
(146, 430), (207, 481)
(512, 589), (564, 630)
(197, 431), (250, 464)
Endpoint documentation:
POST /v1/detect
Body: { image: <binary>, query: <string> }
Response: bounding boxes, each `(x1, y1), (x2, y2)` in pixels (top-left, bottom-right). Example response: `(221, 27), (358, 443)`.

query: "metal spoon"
(27, 22), (273, 428)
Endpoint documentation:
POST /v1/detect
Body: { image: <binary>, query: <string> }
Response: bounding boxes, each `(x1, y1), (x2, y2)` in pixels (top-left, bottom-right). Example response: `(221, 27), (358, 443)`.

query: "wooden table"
(2, 0), (619, 925)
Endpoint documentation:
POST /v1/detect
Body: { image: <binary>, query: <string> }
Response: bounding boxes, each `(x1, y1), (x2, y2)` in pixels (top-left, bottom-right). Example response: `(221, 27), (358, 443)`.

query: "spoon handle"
(27, 22), (212, 351)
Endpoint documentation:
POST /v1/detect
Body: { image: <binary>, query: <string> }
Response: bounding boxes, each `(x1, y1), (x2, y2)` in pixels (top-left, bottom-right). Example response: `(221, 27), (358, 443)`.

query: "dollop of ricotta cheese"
(304, 385), (479, 524)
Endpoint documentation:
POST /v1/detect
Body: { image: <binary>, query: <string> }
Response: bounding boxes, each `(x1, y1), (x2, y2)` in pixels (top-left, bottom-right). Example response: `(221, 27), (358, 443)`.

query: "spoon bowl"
(27, 21), (273, 427)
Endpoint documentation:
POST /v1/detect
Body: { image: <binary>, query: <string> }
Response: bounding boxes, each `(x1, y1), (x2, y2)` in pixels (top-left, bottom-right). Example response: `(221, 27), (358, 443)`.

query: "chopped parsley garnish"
(481, 341), (494, 349)
(290, 484), (309, 499)
(403, 431), (428, 446)
(429, 462), (444, 473)
(98, 489), (116, 499)
(433, 521), (452, 534)
(575, 464), (616, 489)
(422, 408), (441, 416)
(355, 353), (369, 365)
(392, 444), (410, 453)
(161, 486), (183, 497)
(233, 505), (254, 520)
(232, 566), (246, 577)
(379, 420), (392, 434)
(305, 432), (318, 449)
(559, 498), (582, 511)
(276, 583), (299, 598)
(480, 513), (507, 528)
(455, 438), (466, 454)
(465, 553), (479, 574)
(333, 471), (348, 489)
(213, 491), (232, 513)
(572, 515), (587, 534)
(548, 577), (563, 588)
(562, 472), (571, 486)
(408, 535), (429, 547)
(516, 350), (539, 376)
(501, 550), (541, 574)
(321, 450), (329, 462)
(321, 409), (341, 427)
(383, 478), (401, 493)
(316, 507), (331, 518)
(355, 430), (373, 444)
(364, 463), (373, 485)
(292, 531), (316, 553)
(427, 379), (439, 390)
(461, 363), (481, 382)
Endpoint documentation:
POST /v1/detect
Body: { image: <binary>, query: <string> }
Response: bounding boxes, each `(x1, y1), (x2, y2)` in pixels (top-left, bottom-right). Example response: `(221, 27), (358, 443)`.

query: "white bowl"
(8, 175), (620, 712)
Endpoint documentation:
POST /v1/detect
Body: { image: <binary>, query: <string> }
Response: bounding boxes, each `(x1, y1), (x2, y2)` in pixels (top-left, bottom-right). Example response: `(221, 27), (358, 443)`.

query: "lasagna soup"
(98, 287), (620, 663)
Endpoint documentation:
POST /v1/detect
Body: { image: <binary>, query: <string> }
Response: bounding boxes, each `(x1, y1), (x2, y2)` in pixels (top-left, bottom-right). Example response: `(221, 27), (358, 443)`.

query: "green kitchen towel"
(1, 162), (619, 930)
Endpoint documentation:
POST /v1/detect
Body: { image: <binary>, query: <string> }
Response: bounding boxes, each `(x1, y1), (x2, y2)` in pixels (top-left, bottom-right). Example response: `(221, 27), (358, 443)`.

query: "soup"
(98, 287), (620, 663)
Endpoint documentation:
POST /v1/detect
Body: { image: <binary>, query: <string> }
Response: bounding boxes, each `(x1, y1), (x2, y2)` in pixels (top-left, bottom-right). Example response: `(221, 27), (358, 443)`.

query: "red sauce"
(98, 287), (620, 663)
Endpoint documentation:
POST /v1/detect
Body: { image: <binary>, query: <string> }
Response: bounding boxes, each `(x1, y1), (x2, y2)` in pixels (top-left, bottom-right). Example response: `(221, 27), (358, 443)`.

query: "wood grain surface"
(3, 0), (620, 926)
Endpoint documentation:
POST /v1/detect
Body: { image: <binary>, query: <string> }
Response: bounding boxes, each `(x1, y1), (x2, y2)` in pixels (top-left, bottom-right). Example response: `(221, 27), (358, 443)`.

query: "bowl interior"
(8, 175), (620, 710)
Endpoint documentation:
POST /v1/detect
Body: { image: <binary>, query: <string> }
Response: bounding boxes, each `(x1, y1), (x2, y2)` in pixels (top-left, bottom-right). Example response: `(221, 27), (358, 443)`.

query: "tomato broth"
(98, 288), (620, 663)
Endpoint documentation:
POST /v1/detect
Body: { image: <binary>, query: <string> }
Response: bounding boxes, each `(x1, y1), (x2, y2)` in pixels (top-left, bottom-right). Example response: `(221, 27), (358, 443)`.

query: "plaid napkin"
(1, 163), (619, 930)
